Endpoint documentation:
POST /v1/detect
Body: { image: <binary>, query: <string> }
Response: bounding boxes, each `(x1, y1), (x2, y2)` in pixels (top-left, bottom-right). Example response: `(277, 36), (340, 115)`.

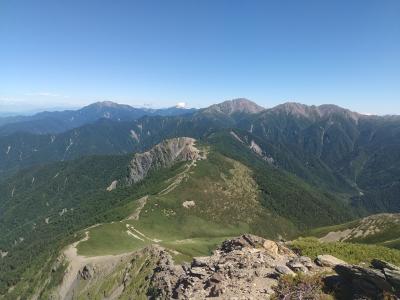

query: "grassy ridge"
(305, 214), (400, 250)
(75, 141), (360, 267)
(77, 151), (297, 262)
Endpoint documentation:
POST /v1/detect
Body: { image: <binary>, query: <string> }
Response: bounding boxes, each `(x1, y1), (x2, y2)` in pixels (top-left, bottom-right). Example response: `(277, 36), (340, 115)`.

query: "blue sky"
(0, 0), (399, 114)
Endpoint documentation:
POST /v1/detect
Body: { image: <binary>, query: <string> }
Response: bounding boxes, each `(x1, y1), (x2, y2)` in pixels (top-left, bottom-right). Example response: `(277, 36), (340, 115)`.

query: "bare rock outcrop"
(329, 259), (400, 299)
(148, 234), (324, 299)
(148, 235), (400, 299)
(126, 137), (204, 184)
(78, 265), (94, 280)
(371, 259), (400, 291)
(147, 245), (185, 299)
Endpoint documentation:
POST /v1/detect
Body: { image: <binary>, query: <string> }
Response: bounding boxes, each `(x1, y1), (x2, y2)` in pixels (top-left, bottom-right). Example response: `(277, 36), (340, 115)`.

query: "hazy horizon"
(1, 0), (399, 115)
(0, 98), (394, 117)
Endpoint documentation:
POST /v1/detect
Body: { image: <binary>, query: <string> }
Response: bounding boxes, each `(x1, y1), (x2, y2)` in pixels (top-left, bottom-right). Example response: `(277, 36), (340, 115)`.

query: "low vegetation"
(289, 237), (400, 265)
(272, 273), (333, 300)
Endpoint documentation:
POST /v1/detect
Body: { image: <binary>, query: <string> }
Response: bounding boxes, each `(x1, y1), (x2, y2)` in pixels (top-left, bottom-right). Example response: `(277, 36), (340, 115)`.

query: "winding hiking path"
(59, 231), (132, 299)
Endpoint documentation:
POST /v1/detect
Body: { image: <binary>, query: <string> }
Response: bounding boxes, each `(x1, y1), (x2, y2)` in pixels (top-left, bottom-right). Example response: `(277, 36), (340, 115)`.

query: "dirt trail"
(127, 160), (198, 221)
(128, 144), (207, 220)
(126, 224), (161, 243)
(59, 232), (131, 300)
(158, 143), (207, 196)
(127, 195), (149, 220)
(158, 160), (195, 195)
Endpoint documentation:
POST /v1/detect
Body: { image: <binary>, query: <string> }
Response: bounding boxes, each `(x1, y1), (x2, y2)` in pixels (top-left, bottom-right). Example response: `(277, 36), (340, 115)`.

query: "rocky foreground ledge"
(64, 234), (400, 299)
(149, 235), (400, 299)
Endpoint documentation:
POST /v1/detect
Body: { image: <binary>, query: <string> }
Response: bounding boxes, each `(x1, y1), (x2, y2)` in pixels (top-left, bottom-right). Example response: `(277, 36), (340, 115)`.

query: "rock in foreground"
(151, 234), (325, 299)
(332, 259), (400, 299)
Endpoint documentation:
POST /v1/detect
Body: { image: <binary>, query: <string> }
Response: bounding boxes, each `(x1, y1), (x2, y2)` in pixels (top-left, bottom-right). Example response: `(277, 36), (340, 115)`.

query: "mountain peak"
(204, 98), (265, 115)
(175, 102), (187, 109)
(269, 102), (360, 121)
(87, 101), (129, 109)
(127, 137), (204, 184)
(271, 102), (311, 115)
(317, 104), (360, 120)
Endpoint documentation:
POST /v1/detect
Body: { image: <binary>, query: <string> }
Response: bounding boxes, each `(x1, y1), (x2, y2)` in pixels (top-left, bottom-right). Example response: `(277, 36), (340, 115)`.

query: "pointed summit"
(204, 98), (265, 115)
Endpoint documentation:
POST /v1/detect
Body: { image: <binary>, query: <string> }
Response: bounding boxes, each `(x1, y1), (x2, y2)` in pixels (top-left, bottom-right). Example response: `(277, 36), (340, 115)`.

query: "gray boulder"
(371, 259), (400, 290)
(287, 258), (309, 273)
(316, 254), (347, 267)
(275, 265), (296, 276)
(335, 264), (395, 297)
(79, 265), (94, 280)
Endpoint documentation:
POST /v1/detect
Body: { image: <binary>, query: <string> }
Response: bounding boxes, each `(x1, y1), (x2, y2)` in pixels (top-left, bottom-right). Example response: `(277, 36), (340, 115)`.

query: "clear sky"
(1, 0), (399, 114)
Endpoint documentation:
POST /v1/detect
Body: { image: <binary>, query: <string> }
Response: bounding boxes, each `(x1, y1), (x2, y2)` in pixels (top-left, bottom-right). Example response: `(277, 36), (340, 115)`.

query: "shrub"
(289, 237), (400, 265)
(272, 273), (333, 300)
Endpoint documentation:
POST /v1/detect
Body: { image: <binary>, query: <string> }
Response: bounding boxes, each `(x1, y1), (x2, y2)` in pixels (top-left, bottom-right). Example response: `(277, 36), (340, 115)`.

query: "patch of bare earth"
(127, 195), (149, 220)
(59, 231), (134, 299)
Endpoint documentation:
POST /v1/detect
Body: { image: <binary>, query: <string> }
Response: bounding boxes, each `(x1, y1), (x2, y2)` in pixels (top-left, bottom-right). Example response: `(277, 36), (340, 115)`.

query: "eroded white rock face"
(230, 131), (244, 143)
(250, 140), (263, 156)
(127, 137), (204, 184)
(130, 130), (140, 142)
(0, 250), (8, 258)
(106, 180), (118, 191)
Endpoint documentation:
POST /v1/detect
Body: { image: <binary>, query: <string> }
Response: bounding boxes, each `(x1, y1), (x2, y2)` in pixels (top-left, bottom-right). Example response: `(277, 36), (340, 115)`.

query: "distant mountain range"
(1, 98), (400, 297)
(1, 98), (399, 215)
(0, 101), (197, 136)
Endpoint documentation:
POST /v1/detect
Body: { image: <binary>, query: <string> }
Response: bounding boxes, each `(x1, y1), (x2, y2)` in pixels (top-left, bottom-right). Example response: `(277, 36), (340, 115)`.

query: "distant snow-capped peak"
(176, 102), (187, 108)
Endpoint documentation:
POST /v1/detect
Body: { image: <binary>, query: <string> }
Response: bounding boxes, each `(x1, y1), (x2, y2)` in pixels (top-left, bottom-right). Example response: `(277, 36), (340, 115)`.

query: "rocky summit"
(127, 137), (204, 184)
(165, 235), (312, 299)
